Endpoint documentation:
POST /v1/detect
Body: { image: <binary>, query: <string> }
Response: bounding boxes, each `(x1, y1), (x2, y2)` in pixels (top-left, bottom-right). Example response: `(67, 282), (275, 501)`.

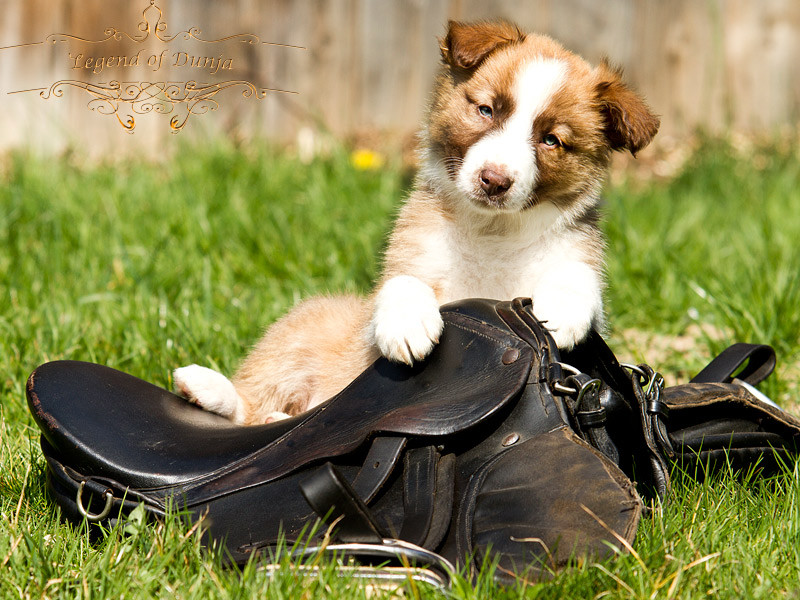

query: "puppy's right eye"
(478, 105), (493, 119)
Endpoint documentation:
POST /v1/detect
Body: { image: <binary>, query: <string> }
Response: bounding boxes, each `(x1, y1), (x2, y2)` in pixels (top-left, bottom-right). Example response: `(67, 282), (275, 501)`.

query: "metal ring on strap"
(620, 363), (649, 384)
(552, 362), (582, 395)
(554, 362), (582, 376)
(575, 378), (602, 404)
(553, 382), (578, 395)
(76, 480), (114, 522)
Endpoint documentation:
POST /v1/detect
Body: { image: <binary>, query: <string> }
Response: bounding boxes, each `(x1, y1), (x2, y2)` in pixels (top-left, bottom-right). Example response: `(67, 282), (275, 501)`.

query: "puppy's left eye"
(543, 134), (561, 147)
(478, 105), (493, 119)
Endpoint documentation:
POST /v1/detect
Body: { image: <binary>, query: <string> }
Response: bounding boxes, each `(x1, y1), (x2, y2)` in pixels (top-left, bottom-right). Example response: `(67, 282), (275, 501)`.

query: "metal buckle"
(76, 480), (114, 522)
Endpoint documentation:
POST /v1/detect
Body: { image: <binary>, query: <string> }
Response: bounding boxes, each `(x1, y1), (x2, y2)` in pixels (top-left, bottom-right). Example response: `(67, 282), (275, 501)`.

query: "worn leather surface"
(181, 310), (533, 506)
(28, 305), (531, 499)
(468, 430), (640, 582)
(28, 297), (648, 580)
(28, 361), (300, 488)
(663, 382), (800, 474)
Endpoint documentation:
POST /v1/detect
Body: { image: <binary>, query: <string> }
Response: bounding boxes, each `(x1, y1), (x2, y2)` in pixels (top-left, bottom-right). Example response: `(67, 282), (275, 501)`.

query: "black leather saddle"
(26, 298), (800, 584)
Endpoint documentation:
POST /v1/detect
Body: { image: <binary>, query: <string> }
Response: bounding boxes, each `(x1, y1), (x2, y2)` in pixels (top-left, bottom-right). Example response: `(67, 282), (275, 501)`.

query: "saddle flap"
(466, 428), (641, 583)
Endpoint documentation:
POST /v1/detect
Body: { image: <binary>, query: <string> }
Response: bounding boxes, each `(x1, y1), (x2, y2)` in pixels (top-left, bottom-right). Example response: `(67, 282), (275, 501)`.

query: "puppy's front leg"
(368, 275), (444, 365)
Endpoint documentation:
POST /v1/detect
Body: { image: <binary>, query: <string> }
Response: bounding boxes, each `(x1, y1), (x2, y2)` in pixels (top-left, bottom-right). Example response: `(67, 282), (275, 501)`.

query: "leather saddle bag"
(26, 298), (800, 583)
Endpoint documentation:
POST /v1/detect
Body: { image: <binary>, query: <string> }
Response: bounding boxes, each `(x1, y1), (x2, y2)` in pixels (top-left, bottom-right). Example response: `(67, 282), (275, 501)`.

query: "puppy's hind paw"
(264, 411), (291, 423)
(173, 364), (245, 423)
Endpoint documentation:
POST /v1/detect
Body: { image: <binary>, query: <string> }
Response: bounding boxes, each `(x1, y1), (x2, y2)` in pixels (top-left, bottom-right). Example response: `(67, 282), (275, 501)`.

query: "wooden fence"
(0, 0), (798, 156)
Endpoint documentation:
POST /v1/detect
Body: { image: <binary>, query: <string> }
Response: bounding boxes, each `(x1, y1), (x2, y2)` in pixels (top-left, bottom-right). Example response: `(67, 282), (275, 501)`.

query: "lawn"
(1, 138), (799, 598)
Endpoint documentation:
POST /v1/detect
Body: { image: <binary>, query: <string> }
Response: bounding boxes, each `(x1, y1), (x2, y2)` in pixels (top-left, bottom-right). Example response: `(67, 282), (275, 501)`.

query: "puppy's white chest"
(430, 206), (568, 302)
(443, 234), (551, 301)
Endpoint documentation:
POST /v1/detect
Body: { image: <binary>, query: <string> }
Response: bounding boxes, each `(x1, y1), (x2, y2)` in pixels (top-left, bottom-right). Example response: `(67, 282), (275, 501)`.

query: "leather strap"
(690, 343), (776, 386)
(299, 462), (384, 543)
(398, 447), (438, 545)
(422, 453), (455, 549)
(566, 374), (619, 465)
(301, 444), (456, 550)
(645, 375), (675, 460)
(352, 436), (407, 502)
(396, 446), (455, 548)
(630, 366), (671, 498)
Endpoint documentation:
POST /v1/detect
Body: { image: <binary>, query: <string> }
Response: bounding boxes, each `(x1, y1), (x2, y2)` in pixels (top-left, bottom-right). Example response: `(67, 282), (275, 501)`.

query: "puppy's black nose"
(479, 168), (513, 197)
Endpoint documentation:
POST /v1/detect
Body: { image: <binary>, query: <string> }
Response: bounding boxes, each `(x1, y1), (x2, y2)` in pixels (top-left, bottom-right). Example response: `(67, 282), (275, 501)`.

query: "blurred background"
(1, 0), (798, 164)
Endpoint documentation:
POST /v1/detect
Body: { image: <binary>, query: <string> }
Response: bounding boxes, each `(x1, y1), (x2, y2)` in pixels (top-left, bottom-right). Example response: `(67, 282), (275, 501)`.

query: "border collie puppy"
(174, 20), (659, 424)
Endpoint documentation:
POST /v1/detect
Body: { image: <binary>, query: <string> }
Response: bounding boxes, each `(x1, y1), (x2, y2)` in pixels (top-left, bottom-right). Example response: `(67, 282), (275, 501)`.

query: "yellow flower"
(350, 149), (385, 170)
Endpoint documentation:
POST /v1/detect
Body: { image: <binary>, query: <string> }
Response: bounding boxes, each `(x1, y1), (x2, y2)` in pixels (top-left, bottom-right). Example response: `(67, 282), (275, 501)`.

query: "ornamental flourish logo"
(3, 1), (303, 133)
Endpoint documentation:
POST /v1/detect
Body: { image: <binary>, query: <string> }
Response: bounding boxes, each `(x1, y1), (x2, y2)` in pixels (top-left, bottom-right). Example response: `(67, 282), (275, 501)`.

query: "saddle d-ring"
(76, 480), (114, 522)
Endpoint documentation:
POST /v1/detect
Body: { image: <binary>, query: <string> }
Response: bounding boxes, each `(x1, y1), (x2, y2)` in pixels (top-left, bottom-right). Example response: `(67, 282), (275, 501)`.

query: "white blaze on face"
(458, 58), (567, 210)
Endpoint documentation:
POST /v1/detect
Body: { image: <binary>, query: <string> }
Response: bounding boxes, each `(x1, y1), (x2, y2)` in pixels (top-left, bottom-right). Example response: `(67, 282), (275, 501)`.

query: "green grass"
(604, 139), (800, 401)
(1, 138), (800, 598)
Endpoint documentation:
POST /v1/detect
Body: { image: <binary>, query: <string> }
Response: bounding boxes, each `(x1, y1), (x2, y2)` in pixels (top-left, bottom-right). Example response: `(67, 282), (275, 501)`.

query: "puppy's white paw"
(533, 295), (599, 351)
(369, 275), (444, 365)
(173, 364), (245, 423)
(544, 316), (593, 351)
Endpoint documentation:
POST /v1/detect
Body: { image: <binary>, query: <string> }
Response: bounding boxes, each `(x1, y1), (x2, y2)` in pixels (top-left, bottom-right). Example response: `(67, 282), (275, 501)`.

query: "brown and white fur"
(174, 20), (659, 425)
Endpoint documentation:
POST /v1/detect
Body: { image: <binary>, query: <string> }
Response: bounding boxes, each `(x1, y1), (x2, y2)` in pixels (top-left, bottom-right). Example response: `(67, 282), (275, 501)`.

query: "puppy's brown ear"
(596, 60), (660, 156)
(441, 20), (525, 70)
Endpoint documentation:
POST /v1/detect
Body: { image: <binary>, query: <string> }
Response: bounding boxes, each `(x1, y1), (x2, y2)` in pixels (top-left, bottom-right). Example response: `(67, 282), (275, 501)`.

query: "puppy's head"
(423, 20), (659, 216)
